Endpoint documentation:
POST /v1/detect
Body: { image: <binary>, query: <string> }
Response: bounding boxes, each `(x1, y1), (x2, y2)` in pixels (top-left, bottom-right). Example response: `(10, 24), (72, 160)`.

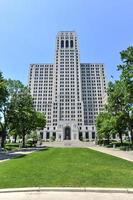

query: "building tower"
(52, 31), (84, 140)
(28, 31), (107, 141)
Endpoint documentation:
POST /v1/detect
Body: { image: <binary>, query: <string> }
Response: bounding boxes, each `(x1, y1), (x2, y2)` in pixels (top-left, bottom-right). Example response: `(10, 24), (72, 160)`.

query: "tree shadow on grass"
(38, 147), (51, 151)
(0, 152), (27, 161)
(11, 154), (27, 160)
(0, 147), (50, 161)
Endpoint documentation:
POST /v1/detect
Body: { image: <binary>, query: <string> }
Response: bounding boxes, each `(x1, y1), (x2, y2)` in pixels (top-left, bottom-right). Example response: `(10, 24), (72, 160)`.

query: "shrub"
(26, 139), (37, 147)
(5, 143), (20, 151)
(50, 136), (55, 142)
(120, 146), (127, 151)
(106, 144), (113, 148)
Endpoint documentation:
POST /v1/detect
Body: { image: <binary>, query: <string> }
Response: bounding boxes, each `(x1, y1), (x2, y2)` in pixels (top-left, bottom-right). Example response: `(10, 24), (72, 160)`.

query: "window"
(40, 132), (43, 139)
(46, 132), (50, 139)
(66, 40), (69, 48)
(79, 132), (82, 140)
(53, 132), (56, 139)
(61, 40), (64, 48)
(85, 132), (89, 139)
(92, 132), (95, 139)
(70, 40), (73, 48)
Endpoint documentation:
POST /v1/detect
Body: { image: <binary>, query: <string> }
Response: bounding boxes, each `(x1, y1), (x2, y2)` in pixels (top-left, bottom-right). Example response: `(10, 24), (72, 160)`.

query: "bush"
(97, 139), (110, 146)
(26, 139), (37, 147)
(112, 142), (122, 147)
(50, 136), (55, 142)
(79, 136), (83, 141)
(106, 144), (113, 148)
(120, 146), (128, 151)
(85, 139), (90, 142)
(5, 143), (20, 151)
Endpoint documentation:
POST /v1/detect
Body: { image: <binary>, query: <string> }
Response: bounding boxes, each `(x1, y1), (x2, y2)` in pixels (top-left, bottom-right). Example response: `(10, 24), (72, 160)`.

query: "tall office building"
(28, 31), (107, 141)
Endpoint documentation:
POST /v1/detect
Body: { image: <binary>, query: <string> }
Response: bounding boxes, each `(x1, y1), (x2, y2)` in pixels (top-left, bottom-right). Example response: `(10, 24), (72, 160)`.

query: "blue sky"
(0, 0), (132, 84)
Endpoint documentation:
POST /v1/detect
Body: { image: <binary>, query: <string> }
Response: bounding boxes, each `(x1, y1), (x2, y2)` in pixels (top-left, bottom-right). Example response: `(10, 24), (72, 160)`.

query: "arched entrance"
(64, 126), (71, 140)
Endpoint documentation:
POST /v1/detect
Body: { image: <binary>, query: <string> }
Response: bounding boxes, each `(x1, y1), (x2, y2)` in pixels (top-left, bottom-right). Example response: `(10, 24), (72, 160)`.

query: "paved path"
(0, 150), (35, 163)
(42, 141), (95, 148)
(89, 146), (133, 162)
(0, 191), (133, 200)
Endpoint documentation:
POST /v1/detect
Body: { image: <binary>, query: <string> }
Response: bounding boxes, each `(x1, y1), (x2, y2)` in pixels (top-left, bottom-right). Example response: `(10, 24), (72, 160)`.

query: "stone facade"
(28, 31), (107, 141)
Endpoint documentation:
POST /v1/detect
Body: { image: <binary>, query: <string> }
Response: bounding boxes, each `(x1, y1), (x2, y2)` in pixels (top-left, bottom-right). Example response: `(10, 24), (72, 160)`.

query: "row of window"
(61, 40), (74, 48)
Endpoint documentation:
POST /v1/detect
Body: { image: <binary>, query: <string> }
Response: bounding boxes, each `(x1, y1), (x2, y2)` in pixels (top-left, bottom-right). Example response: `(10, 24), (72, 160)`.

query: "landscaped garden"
(0, 147), (133, 188)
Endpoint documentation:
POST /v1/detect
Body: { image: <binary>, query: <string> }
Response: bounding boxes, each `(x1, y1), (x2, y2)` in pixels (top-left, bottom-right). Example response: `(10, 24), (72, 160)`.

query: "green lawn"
(0, 148), (133, 188)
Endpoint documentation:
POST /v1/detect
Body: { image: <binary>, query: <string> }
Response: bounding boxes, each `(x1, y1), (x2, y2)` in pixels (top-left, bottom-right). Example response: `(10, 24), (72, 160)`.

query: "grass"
(0, 147), (133, 188)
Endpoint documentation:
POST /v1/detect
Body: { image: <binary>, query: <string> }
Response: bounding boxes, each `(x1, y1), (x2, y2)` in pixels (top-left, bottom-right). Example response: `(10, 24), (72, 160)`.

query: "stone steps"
(42, 141), (96, 148)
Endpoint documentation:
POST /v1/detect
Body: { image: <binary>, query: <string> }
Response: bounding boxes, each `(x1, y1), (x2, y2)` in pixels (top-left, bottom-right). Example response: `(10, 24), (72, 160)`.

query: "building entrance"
(64, 126), (71, 140)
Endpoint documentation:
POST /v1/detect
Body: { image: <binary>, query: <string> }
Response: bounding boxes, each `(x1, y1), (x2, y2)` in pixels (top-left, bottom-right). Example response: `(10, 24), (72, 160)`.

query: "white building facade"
(28, 31), (107, 141)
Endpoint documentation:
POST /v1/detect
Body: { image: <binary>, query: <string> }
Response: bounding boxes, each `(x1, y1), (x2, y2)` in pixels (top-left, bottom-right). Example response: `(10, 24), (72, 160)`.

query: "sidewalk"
(0, 188), (133, 200)
(88, 146), (133, 162)
(0, 150), (36, 163)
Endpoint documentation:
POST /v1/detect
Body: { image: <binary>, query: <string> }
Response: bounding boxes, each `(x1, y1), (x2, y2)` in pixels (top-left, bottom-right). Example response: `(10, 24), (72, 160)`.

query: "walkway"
(0, 149), (38, 163)
(0, 189), (133, 200)
(88, 146), (133, 162)
(42, 141), (95, 148)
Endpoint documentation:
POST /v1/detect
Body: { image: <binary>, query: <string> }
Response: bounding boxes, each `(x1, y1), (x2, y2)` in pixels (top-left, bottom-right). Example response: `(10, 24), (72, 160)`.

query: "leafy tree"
(7, 79), (25, 96)
(107, 81), (125, 113)
(6, 79), (27, 143)
(0, 72), (9, 147)
(34, 112), (46, 130)
(8, 129), (19, 143)
(107, 81), (127, 144)
(26, 131), (39, 147)
(8, 88), (34, 147)
(96, 46), (133, 146)
(96, 112), (116, 144)
(117, 46), (133, 144)
(8, 87), (46, 147)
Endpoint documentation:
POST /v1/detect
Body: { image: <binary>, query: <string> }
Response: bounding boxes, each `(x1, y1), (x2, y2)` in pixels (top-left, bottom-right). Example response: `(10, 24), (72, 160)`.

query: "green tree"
(8, 88), (46, 147)
(107, 81), (127, 145)
(35, 112), (46, 130)
(117, 46), (133, 144)
(96, 46), (133, 146)
(7, 79), (25, 96)
(96, 112), (116, 145)
(0, 72), (9, 147)
(6, 79), (26, 143)
(8, 129), (19, 143)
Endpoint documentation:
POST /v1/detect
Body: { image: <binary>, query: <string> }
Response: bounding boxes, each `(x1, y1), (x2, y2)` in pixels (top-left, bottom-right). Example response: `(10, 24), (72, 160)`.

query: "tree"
(26, 131), (38, 147)
(0, 75), (46, 148)
(106, 81), (127, 145)
(96, 112), (116, 145)
(96, 46), (133, 146)
(7, 79), (25, 97)
(34, 112), (46, 130)
(8, 88), (34, 147)
(8, 87), (46, 147)
(8, 129), (19, 143)
(117, 46), (133, 144)
(0, 72), (9, 147)
(6, 79), (27, 143)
